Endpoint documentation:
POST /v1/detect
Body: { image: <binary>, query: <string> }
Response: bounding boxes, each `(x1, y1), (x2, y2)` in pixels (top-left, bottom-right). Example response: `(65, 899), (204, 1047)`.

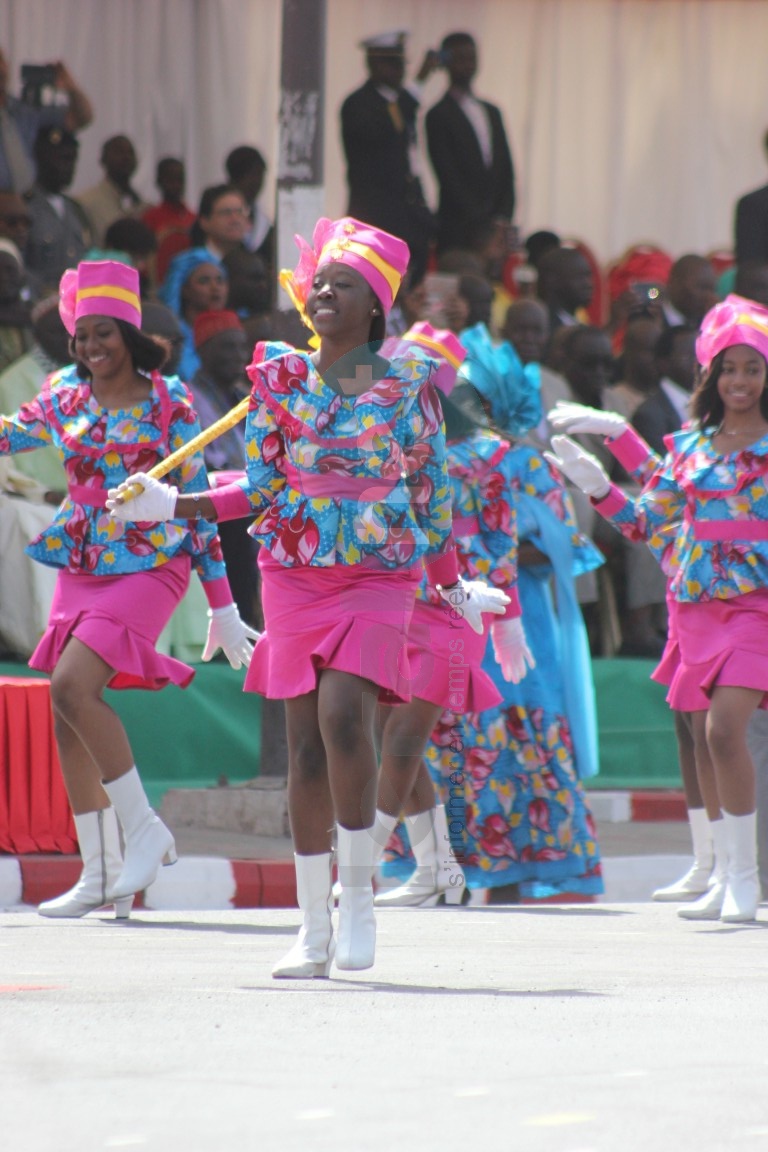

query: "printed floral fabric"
(0, 365), (225, 582)
(384, 443), (603, 895)
(600, 427), (768, 602)
(237, 344), (454, 569)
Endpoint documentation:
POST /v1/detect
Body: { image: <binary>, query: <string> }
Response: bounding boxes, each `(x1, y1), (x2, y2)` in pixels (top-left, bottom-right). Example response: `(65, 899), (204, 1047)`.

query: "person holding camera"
(0, 48), (92, 195)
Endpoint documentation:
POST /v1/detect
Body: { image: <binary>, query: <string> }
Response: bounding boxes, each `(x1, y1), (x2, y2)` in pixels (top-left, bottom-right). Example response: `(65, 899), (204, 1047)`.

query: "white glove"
(202, 604), (261, 670)
(549, 401), (628, 439)
(107, 472), (178, 521)
(438, 578), (510, 636)
(491, 617), (535, 683)
(544, 435), (611, 499)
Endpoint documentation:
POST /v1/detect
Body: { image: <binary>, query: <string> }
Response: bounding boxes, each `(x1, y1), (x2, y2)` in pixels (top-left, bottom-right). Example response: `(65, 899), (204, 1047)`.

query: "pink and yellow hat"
(399, 321), (465, 395)
(59, 260), (142, 337)
(696, 294), (768, 371)
(279, 216), (409, 337)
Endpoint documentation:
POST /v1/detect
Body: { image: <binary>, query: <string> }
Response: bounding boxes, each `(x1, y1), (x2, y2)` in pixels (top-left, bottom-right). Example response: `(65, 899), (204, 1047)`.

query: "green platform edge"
(1, 657), (677, 806)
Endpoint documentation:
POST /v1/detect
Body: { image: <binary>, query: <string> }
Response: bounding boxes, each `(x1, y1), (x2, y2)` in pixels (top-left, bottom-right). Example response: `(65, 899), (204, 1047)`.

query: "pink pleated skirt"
(30, 555), (194, 691)
(245, 551), (421, 703)
(666, 588), (768, 712)
(403, 599), (500, 712)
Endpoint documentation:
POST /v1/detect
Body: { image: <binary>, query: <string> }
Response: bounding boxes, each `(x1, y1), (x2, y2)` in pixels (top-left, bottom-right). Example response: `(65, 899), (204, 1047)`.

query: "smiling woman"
(108, 217), (475, 978)
(0, 258), (255, 922)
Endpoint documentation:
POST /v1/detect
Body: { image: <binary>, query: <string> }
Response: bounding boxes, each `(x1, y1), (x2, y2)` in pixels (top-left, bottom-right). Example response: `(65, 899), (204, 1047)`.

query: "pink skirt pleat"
(245, 551), (421, 703)
(30, 555), (193, 691)
(403, 599), (500, 712)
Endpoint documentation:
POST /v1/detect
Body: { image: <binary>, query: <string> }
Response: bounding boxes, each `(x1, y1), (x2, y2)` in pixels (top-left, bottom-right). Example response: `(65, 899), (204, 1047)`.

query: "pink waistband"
(284, 463), (400, 501)
(452, 515), (480, 536)
(68, 486), (109, 508)
(691, 518), (768, 542)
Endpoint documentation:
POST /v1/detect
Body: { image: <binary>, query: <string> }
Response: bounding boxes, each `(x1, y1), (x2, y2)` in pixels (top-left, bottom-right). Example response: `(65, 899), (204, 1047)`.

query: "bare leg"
(674, 710), (703, 809)
(317, 668), (379, 830)
(706, 686), (761, 815)
(377, 697), (443, 818)
(49, 639), (133, 810)
(690, 711), (722, 821)
(284, 689), (333, 855)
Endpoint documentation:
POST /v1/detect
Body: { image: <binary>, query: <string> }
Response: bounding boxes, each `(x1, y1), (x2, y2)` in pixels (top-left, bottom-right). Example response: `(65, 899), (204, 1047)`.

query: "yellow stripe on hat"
(735, 311), (768, 336)
(318, 239), (401, 297)
(409, 331), (462, 369)
(76, 285), (141, 309)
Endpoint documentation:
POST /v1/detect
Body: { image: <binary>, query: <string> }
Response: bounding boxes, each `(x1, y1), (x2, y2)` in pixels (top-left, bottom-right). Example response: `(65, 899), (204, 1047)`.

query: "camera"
(631, 280), (662, 303)
(20, 64), (57, 108)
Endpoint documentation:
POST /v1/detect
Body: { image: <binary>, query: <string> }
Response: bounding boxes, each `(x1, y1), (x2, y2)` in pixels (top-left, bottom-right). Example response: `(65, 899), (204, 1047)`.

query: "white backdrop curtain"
(2, 0), (768, 266)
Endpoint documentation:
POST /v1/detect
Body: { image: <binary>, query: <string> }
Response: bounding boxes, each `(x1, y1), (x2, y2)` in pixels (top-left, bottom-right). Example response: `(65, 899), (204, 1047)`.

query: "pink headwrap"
(58, 260), (142, 337)
(279, 217), (409, 337)
(696, 294), (768, 371)
(387, 321), (466, 395)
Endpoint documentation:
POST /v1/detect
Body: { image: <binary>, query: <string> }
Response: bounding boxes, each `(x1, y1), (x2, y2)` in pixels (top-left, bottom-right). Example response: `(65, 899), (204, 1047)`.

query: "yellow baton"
(116, 396), (250, 503)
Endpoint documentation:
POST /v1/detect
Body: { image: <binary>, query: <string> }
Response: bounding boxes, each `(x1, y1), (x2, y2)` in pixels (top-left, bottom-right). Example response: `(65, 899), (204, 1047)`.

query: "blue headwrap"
(159, 247), (226, 316)
(459, 322), (542, 437)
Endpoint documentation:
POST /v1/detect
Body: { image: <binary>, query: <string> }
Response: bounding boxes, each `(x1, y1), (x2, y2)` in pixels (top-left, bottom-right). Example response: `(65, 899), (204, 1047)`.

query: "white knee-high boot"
(38, 808), (133, 919)
(103, 767), (177, 899)
(336, 825), (377, 970)
(678, 818), (727, 920)
(375, 804), (465, 907)
(333, 808), (397, 901)
(721, 811), (760, 923)
(653, 808), (714, 900)
(272, 853), (334, 978)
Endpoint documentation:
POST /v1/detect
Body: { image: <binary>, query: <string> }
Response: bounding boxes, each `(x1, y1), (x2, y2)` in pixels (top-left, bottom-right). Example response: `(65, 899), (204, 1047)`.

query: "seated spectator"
(0, 291), (69, 501)
(24, 125), (90, 294)
(76, 134), (148, 246)
(190, 309), (260, 626)
(734, 262), (768, 308)
(140, 301), (184, 376)
(224, 145), (274, 281)
(504, 297), (571, 453)
(0, 240), (33, 371)
(537, 245), (594, 344)
(662, 253), (718, 328)
(387, 268), (427, 336)
(142, 157), (195, 283)
(0, 49), (92, 193)
(631, 324), (697, 456)
(103, 217), (158, 297)
(604, 312), (664, 420)
(191, 184), (249, 261)
(222, 246), (270, 319)
(0, 190), (41, 300)
(158, 247), (227, 381)
(444, 271), (494, 334)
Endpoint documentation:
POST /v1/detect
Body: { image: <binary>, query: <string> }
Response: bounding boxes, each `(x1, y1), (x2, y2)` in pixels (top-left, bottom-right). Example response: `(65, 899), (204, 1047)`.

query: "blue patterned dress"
(383, 436), (606, 897)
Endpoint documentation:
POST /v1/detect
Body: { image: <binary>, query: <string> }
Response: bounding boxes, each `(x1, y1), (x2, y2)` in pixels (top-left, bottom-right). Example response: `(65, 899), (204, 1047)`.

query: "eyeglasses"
(211, 205), (248, 218)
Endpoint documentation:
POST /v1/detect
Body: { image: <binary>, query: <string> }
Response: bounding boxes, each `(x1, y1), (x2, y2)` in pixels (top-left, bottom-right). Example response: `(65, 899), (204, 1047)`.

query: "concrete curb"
(588, 789), (687, 823)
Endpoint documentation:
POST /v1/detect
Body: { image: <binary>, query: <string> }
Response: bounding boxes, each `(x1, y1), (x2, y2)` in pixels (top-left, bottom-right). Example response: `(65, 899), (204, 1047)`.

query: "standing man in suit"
(340, 31), (438, 281)
(735, 128), (768, 267)
(426, 32), (515, 254)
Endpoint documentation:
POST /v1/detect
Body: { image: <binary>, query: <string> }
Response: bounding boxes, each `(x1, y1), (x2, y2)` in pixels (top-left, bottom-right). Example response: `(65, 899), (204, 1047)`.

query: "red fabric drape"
(0, 678), (76, 853)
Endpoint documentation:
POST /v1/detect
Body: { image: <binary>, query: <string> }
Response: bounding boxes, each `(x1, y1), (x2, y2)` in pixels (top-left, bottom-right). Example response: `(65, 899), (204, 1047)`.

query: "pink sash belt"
(452, 515), (480, 536)
(284, 463), (400, 501)
(691, 518), (768, 541)
(68, 486), (109, 508)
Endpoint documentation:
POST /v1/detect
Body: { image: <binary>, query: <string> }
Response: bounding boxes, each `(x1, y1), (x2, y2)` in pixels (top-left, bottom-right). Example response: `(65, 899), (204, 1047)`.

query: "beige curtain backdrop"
(1, 0), (768, 264)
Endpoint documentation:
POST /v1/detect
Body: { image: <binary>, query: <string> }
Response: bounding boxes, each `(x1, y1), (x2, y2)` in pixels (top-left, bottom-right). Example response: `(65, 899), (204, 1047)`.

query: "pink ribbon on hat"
(696, 294), (768, 370)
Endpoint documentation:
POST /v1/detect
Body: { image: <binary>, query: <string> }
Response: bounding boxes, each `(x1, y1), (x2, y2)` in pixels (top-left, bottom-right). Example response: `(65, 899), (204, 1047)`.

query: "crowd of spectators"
(0, 33), (766, 659)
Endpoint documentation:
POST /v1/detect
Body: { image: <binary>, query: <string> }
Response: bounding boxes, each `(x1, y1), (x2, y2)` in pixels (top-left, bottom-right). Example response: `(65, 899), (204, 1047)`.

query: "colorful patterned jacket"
(0, 365), (226, 583)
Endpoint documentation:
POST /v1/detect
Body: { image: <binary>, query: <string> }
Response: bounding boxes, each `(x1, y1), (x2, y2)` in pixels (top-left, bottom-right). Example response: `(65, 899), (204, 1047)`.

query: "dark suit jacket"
(426, 92), (515, 251)
(340, 80), (432, 256)
(735, 183), (768, 266)
(631, 385), (682, 457)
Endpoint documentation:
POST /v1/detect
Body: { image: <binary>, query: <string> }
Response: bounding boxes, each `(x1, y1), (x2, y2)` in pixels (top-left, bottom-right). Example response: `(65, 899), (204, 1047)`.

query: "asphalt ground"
(1, 901), (767, 1152)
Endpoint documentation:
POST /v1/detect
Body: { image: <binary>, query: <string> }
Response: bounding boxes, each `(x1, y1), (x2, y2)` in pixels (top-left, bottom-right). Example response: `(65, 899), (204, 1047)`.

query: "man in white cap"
(340, 31), (439, 280)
